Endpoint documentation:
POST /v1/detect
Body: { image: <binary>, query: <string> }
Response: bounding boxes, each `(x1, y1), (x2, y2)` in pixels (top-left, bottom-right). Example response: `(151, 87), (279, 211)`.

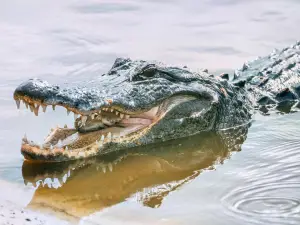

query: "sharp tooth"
(74, 113), (78, 120)
(42, 105), (47, 113)
(24, 101), (29, 109)
(22, 133), (28, 143)
(64, 124), (68, 128)
(65, 146), (68, 151)
(100, 135), (105, 141)
(97, 139), (103, 148)
(91, 114), (96, 120)
(110, 108), (114, 112)
(33, 105), (40, 116)
(125, 115), (130, 119)
(50, 145), (53, 150)
(52, 105), (56, 111)
(29, 104), (34, 112)
(57, 140), (63, 147)
(67, 109), (70, 116)
(115, 111), (119, 115)
(15, 99), (20, 109)
(81, 116), (87, 125)
(120, 113), (124, 119)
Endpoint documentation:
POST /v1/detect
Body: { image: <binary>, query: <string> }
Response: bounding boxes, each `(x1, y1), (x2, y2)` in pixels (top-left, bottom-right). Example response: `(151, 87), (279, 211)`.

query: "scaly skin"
(13, 42), (300, 162)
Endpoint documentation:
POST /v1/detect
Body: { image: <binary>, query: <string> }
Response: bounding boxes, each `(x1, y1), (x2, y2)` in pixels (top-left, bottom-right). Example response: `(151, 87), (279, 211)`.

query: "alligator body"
(14, 42), (300, 162)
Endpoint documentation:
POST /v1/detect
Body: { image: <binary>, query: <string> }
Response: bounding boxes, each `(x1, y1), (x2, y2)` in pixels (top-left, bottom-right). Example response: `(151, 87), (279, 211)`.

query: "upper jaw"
(13, 78), (160, 116)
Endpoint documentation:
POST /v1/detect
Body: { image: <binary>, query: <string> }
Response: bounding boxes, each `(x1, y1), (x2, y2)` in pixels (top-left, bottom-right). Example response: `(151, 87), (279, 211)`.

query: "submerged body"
(14, 42), (300, 162)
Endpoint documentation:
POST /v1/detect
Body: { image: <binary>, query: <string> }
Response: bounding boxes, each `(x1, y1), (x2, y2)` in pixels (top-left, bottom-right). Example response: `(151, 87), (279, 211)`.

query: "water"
(1, 0), (300, 224)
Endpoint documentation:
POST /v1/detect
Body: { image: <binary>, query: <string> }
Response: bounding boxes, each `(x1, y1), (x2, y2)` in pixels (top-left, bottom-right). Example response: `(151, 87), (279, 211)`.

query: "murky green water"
(1, 0), (300, 224)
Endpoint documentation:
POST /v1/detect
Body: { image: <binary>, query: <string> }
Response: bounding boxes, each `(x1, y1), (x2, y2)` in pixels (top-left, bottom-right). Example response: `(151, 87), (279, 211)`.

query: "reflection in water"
(22, 125), (249, 220)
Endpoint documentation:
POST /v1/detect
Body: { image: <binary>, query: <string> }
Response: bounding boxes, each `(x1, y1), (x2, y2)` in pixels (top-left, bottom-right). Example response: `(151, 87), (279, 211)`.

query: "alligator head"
(14, 58), (253, 162)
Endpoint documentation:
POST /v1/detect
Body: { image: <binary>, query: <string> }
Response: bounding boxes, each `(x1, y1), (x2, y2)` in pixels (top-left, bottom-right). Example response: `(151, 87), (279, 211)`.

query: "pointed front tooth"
(67, 109), (70, 116)
(120, 113), (124, 119)
(91, 114), (96, 120)
(81, 116), (87, 125)
(110, 108), (114, 112)
(24, 101), (29, 109)
(22, 133), (28, 143)
(50, 145), (53, 150)
(115, 111), (119, 115)
(41, 105), (47, 113)
(52, 105), (56, 111)
(65, 146), (68, 151)
(15, 99), (20, 109)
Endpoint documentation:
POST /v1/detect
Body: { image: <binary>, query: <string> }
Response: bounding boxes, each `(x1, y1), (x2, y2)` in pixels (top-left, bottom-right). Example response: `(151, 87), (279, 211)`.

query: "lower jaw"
(21, 123), (151, 163)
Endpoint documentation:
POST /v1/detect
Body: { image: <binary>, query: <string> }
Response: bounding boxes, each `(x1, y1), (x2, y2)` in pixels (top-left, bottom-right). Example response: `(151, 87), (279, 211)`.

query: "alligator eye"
(131, 64), (158, 81)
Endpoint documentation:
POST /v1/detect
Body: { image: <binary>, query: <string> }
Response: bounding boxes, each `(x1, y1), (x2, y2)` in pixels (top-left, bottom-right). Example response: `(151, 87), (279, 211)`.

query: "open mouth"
(14, 95), (162, 162)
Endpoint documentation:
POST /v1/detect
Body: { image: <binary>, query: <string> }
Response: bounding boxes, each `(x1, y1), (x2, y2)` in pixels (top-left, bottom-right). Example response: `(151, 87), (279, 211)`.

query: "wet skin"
(14, 42), (300, 162)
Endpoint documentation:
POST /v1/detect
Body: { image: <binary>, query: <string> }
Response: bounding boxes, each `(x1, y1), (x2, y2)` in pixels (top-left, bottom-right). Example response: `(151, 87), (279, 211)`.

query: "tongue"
(120, 118), (152, 126)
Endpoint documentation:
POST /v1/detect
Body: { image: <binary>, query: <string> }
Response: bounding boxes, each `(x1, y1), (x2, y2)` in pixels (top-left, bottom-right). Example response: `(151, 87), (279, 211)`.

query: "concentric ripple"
(222, 182), (300, 224)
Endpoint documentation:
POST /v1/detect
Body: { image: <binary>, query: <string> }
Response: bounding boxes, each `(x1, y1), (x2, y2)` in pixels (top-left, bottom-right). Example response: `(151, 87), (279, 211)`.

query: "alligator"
(13, 41), (300, 162)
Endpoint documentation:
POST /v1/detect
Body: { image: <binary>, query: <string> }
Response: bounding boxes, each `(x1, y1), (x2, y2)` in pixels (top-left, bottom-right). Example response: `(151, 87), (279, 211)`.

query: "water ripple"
(222, 182), (300, 224)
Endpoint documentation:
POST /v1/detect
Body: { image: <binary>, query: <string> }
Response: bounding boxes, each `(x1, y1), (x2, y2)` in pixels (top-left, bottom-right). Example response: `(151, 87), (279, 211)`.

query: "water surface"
(1, 0), (300, 224)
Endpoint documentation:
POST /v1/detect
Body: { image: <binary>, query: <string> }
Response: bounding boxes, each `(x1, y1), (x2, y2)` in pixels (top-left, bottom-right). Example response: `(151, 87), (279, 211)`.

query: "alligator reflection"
(22, 124), (249, 219)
